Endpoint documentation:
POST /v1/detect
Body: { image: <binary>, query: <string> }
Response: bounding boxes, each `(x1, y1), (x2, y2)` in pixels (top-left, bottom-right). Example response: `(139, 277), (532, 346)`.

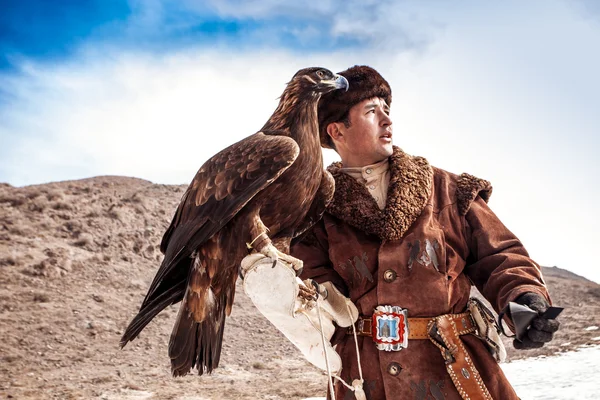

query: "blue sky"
(0, 0), (373, 71)
(1, 0), (599, 283)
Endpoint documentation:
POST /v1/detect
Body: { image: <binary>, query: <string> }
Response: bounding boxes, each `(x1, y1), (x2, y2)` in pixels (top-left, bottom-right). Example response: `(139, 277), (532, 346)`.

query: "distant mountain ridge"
(542, 265), (597, 284)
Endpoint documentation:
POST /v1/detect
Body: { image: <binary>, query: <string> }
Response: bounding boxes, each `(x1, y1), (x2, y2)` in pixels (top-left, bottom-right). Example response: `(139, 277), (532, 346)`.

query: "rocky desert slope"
(1, 176), (599, 399)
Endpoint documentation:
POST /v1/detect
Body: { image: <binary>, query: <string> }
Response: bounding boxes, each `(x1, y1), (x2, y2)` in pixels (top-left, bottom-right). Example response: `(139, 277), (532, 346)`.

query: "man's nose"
(380, 111), (392, 126)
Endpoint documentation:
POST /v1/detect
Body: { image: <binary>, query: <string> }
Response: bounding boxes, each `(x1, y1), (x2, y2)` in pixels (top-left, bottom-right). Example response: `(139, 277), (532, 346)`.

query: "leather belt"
(348, 311), (476, 341)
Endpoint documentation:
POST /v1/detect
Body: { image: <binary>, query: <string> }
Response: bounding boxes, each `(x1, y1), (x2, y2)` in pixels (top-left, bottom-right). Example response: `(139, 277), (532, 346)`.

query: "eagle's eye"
(316, 70), (326, 79)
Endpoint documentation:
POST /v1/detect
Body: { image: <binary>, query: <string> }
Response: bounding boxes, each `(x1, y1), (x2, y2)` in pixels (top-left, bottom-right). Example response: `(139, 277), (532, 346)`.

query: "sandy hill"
(1, 176), (599, 399)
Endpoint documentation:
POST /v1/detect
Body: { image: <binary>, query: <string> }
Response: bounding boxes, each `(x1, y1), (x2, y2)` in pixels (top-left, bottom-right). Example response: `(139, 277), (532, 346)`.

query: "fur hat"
(318, 65), (392, 149)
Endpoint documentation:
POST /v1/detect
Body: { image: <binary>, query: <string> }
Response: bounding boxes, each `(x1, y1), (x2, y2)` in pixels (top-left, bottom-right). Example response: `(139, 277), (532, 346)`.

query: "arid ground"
(1, 176), (599, 399)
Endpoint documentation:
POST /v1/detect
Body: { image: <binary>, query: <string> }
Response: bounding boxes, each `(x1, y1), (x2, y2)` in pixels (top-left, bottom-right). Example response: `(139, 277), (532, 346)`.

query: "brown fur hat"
(318, 65), (392, 149)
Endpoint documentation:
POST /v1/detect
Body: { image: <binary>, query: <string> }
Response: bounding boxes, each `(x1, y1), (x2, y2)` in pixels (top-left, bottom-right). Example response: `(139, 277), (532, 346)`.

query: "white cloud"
(381, 1), (600, 283)
(0, 49), (355, 186)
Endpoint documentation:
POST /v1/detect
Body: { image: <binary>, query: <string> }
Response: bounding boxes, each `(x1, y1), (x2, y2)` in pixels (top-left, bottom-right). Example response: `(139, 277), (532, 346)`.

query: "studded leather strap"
(428, 314), (493, 400)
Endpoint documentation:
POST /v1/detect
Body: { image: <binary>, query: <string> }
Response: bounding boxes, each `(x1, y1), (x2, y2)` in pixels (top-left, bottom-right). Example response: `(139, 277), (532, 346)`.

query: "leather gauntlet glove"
(512, 292), (560, 349)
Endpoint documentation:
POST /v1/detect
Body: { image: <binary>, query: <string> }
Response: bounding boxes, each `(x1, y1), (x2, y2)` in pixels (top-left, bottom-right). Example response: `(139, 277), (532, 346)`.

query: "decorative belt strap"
(428, 314), (494, 400)
(348, 312), (476, 341)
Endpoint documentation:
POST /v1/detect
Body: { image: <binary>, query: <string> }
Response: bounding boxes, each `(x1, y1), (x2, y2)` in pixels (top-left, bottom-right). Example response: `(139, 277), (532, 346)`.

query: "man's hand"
(512, 292), (560, 349)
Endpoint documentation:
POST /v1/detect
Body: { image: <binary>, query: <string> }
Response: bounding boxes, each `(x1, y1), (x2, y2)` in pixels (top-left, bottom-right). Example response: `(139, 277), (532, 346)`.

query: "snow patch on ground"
(304, 346), (600, 400)
(501, 345), (600, 400)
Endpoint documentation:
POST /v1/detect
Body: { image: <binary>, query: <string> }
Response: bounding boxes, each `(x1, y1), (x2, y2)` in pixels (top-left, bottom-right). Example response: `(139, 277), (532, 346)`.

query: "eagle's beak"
(318, 73), (349, 93)
(333, 74), (349, 91)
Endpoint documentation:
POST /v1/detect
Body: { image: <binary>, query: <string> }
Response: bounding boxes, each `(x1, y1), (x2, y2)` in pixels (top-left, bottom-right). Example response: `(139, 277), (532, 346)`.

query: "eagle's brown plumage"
(120, 67), (347, 377)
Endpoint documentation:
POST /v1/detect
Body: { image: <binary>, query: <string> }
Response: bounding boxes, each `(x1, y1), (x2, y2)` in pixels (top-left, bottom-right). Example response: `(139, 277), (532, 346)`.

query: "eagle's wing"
(291, 170), (335, 244)
(144, 132), (299, 306)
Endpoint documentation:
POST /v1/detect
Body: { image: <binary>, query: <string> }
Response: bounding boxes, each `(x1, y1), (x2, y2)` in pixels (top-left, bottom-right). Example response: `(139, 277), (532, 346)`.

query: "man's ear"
(326, 122), (343, 145)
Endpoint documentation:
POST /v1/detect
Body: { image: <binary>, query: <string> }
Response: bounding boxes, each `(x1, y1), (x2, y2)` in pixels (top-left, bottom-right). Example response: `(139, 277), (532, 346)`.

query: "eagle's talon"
(259, 243), (303, 274)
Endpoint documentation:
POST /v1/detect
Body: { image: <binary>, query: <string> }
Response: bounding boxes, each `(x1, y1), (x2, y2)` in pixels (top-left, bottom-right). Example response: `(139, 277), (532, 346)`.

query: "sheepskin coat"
(291, 146), (551, 400)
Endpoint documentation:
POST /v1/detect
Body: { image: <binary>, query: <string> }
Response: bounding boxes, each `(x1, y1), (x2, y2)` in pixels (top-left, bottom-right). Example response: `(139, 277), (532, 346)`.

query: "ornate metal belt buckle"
(372, 305), (409, 351)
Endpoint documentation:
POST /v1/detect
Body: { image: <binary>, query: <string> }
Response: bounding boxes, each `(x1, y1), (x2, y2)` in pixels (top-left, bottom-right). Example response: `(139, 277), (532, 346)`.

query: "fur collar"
(326, 146), (433, 241)
(456, 173), (492, 216)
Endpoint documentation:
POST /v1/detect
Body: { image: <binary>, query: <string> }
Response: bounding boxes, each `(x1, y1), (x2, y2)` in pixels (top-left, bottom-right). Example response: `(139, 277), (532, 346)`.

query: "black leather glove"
(512, 292), (560, 349)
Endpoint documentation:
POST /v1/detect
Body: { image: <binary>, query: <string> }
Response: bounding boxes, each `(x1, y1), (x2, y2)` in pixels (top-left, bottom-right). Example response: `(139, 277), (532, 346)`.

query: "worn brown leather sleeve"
(290, 219), (348, 296)
(464, 197), (551, 328)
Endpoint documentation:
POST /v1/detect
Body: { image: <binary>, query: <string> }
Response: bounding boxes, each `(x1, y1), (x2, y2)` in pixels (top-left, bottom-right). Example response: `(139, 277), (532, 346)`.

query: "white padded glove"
(241, 253), (358, 374)
(307, 280), (358, 328)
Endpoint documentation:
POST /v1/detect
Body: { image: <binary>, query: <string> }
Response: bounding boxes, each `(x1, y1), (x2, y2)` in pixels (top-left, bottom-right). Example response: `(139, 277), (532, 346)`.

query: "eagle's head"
(291, 67), (349, 95)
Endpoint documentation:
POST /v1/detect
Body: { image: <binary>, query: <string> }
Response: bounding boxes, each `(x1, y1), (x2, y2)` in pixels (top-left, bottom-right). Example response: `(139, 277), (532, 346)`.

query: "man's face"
(332, 97), (393, 167)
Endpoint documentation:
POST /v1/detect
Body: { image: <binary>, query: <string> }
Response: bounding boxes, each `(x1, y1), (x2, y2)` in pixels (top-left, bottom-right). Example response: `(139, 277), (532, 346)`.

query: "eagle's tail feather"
(120, 284), (184, 347)
(169, 289), (226, 377)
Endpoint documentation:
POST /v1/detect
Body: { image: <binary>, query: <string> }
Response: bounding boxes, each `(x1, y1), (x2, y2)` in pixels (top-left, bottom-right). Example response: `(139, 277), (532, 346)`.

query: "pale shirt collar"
(340, 158), (389, 182)
(340, 158), (390, 210)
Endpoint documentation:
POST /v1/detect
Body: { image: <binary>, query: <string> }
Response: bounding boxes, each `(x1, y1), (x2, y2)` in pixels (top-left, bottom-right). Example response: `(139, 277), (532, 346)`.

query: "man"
(291, 65), (560, 400)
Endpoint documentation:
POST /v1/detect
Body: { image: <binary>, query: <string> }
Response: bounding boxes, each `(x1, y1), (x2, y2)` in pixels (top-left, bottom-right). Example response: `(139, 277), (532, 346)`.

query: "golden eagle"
(120, 67), (348, 377)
